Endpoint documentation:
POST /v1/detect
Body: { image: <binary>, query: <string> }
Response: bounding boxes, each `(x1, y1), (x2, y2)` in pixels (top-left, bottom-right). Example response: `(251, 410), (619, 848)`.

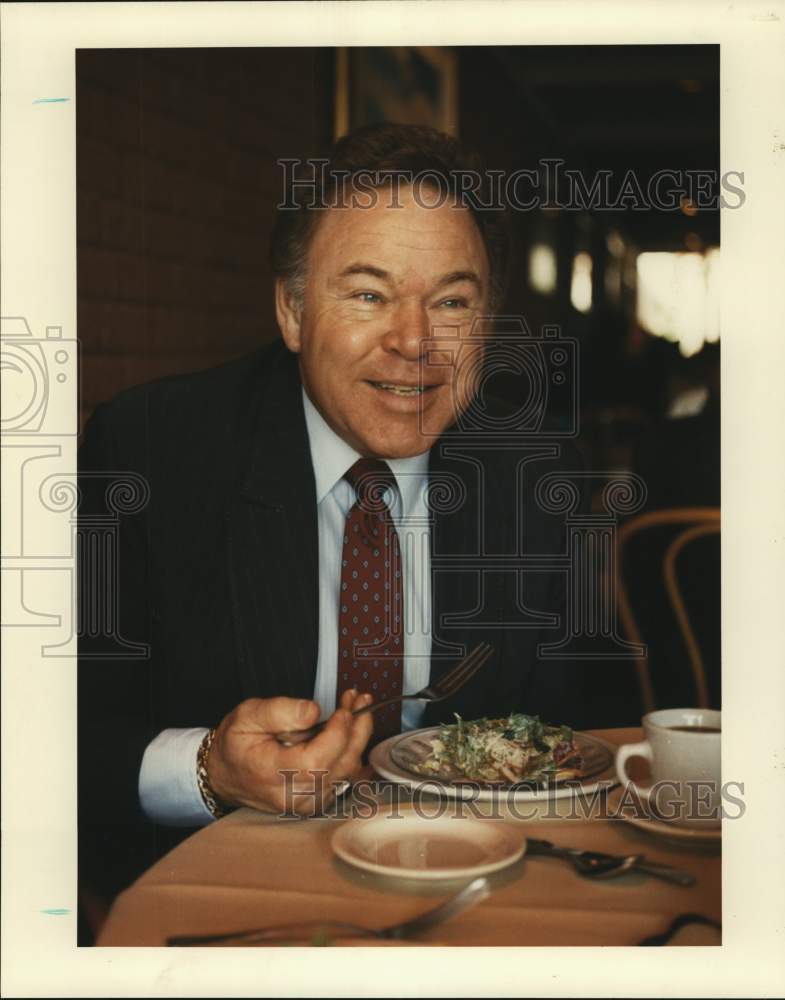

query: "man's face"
(276, 184), (490, 458)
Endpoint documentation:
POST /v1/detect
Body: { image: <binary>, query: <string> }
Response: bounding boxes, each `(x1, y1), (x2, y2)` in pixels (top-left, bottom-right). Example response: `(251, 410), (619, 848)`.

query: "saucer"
(607, 786), (721, 845)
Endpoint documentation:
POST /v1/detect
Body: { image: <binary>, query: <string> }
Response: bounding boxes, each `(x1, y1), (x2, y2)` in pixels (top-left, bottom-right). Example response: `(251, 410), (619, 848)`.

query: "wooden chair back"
(615, 508), (721, 713)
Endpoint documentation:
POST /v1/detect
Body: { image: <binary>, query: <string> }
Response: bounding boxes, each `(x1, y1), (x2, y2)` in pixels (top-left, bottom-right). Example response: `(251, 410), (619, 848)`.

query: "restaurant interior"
(76, 43), (723, 948)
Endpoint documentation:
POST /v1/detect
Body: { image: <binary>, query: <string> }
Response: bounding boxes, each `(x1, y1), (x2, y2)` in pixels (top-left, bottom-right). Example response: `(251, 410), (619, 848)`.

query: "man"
(78, 123), (586, 900)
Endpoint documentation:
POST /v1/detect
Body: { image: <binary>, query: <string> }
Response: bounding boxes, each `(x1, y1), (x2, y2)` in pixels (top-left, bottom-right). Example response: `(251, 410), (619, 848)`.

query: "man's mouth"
(367, 381), (438, 397)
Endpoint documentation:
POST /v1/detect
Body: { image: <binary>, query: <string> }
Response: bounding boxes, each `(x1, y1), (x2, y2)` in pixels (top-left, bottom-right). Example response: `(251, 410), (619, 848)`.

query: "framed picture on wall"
(334, 47), (458, 138)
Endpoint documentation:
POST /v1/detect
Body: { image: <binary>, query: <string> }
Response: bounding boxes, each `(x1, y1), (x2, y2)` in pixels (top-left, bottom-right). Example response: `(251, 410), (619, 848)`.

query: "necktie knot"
(344, 458), (396, 514)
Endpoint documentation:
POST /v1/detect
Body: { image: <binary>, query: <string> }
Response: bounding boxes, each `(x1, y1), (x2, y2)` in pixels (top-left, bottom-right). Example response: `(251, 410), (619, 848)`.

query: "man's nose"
(380, 300), (430, 360)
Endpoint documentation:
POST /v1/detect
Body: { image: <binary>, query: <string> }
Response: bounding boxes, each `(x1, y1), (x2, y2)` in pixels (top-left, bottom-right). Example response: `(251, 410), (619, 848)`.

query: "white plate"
(607, 786), (722, 844)
(332, 810), (527, 880)
(369, 726), (617, 802)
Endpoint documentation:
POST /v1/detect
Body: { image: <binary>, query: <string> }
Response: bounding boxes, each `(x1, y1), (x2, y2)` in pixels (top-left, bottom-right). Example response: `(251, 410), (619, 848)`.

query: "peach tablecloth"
(97, 729), (721, 947)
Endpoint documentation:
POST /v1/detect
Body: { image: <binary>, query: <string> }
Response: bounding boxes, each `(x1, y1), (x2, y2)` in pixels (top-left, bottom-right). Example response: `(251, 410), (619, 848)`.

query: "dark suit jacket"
(78, 339), (589, 895)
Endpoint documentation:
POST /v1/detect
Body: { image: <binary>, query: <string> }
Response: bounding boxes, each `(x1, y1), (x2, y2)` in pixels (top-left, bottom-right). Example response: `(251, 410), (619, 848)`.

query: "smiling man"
(275, 178), (490, 458)
(78, 123), (584, 901)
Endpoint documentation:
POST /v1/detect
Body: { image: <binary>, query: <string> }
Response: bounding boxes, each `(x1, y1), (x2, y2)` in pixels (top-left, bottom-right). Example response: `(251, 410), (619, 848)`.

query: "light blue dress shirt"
(139, 388), (433, 825)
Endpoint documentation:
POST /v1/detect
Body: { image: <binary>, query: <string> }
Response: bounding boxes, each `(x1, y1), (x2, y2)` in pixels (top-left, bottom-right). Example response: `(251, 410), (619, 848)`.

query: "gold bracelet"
(196, 728), (234, 819)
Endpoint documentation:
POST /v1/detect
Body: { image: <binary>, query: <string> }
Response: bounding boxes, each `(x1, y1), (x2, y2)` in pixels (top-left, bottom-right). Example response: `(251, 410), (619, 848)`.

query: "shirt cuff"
(138, 727), (215, 827)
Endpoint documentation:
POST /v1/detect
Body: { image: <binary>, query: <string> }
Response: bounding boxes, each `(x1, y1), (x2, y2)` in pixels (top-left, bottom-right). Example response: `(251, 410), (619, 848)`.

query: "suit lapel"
(425, 438), (486, 725)
(226, 345), (319, 701)
(425, 437), (520, 726)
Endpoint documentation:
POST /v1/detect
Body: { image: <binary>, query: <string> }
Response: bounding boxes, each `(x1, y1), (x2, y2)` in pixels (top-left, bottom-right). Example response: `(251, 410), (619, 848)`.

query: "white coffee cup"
(615, 708), (721, 826)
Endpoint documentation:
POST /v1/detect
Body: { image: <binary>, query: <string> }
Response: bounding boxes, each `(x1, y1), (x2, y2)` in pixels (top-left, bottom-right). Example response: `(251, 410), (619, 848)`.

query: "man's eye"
(353, 291), (383, 304)
(439, 298), (469, 309)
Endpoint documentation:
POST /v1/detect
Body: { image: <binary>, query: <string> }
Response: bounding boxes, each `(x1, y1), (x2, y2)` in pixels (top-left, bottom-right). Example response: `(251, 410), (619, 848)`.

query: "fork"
(275, 642), (494, 746)
(166, 876), (491, 946)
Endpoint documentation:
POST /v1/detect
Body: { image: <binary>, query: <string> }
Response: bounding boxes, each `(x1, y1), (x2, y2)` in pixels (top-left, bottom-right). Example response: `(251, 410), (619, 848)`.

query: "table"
(97, 729), (721, 947)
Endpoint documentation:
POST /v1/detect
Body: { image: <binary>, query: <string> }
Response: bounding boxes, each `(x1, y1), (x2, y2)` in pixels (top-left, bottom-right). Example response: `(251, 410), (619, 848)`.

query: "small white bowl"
(331, 809), (527, 880)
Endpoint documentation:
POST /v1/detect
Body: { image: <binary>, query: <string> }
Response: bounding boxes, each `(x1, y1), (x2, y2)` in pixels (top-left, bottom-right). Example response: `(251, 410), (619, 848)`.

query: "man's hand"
(206, 690), (374, 816)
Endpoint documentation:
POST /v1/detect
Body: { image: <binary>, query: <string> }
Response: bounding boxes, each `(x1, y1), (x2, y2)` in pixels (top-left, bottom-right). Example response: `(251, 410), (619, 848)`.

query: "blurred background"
(76, 45), (721, 722)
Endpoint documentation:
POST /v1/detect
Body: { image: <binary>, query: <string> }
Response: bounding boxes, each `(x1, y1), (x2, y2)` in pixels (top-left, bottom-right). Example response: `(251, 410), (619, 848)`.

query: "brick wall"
(76, 48), (333, 428)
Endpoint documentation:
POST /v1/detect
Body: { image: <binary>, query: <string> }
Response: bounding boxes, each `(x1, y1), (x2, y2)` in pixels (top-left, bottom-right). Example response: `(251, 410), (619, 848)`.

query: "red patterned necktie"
(336, 458), (404, 743)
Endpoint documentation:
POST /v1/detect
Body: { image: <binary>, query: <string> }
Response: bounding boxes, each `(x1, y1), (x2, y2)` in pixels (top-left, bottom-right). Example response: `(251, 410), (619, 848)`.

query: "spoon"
(525, 838), (695, 886)
(571, 852), (642, 879)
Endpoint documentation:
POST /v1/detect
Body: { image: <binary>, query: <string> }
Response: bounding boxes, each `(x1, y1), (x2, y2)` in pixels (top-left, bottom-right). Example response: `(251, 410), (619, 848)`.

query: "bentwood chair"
(615, 508), (721, 714)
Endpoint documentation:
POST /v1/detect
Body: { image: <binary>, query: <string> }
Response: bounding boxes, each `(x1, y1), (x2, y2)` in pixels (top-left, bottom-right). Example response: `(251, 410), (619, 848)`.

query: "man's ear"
(275, 279), (303, 353)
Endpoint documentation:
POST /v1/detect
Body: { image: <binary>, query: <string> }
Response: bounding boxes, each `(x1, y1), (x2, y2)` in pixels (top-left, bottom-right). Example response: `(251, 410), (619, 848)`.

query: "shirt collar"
(302, 388), (430, 517)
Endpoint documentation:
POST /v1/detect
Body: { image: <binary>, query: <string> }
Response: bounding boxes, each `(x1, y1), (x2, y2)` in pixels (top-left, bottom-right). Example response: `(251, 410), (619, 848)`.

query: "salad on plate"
(410, 712), (584, 784)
